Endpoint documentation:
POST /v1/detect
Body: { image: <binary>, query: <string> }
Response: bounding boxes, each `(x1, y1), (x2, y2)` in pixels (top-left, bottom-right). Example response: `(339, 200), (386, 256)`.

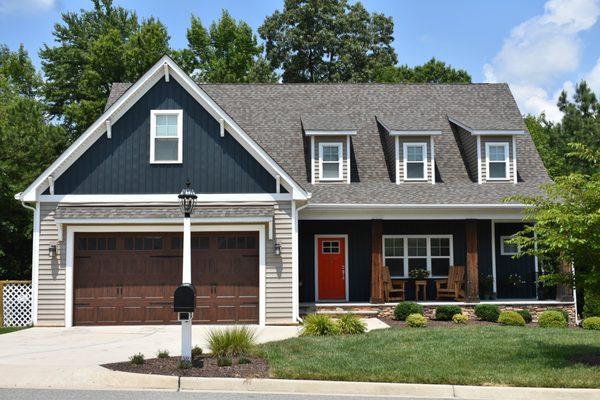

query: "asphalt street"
(0, 389), (448, 400)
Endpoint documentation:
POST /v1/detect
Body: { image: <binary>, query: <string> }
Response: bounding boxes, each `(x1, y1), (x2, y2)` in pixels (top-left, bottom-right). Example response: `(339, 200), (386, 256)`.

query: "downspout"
(294, 195), (311, 324)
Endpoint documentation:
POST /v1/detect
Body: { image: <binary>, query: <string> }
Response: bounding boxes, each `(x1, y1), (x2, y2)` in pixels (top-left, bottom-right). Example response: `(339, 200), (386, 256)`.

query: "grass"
(260, 326), (600, 388)
(0, 327), (27, 335)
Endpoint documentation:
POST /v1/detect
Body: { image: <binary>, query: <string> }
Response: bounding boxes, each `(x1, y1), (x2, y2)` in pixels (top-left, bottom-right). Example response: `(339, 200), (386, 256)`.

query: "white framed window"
(403, 142), (427, 180)
(382, 235), (453, 278)
(500, 235), (520, 256)
(318, 142), (343, 180)
(150, 110), (183, 163)
(485, 142), (509, 180)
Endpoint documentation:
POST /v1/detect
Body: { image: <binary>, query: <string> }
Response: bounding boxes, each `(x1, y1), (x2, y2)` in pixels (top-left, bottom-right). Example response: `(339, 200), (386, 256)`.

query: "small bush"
(539, 310), (568, 328)
(498, 311), (526, 326)
(583, 291), (600, 318)
(177, 359), (192, 369)
(301, 314), (340, 336)
(156, 349), (169, 359)
(548, 308), (569, 323)
(207, 327), (256, 357)
(452, 314), (469, 324)
(238, 357), (251, 365)
(393, 302), (424, 321)
(435, 305), (462, 321)
(582, 317), (600, 330)
(474, 304), (500, 322)
(337, 314), (367, 335)
(516, 310), (532, 324)
(217, 357), (232, 367)
(129, 353), (144, 365)
(191, 345), (203, 359)
(406, 313), (427, 328)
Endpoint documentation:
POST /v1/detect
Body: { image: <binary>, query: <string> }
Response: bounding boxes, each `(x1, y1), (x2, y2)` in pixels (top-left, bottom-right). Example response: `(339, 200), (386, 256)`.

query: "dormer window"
(404, 143), (427, 180)
(150, 110), (183, 163)
(485, 143), (509, 180)
(319, 143), (343, 180)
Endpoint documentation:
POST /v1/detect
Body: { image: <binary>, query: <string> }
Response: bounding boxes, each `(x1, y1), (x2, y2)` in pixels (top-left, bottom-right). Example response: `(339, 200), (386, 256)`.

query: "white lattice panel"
(2, 283), (32, 327)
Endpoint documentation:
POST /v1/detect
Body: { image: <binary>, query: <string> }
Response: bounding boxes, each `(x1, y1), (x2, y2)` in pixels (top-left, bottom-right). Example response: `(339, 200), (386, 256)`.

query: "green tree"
(508, 144), (600, 309)
(259, 0), (397, 82)
(526, 82), (600, 177)
(374, 58), (471, 83)
(40, 0), (171, 138)
(0, 45), (68, 279)
(176, 11), (276, 83)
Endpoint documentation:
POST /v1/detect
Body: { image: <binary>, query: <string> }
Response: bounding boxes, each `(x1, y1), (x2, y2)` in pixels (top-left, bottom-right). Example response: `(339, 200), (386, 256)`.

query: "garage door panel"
(74, 232), (259, 326)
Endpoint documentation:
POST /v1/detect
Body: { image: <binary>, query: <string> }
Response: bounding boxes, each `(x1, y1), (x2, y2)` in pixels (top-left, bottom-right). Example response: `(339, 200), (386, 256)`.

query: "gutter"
(305, 203), (530, 209)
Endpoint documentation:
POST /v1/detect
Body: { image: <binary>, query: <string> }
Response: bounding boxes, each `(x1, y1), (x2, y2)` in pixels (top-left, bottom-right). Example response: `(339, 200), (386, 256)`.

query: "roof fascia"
(389, 130), (443, 136)
(447, 117), (524, 136)
(304, 130), (357, 136)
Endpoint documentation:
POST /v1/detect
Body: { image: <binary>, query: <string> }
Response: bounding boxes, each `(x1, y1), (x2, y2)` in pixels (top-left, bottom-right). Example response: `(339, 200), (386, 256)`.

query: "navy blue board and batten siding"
(51, 79), (277, 194)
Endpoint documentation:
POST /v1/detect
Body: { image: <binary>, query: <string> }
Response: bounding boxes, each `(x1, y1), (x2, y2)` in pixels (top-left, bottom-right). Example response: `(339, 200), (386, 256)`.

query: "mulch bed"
(103, 355), (269, 378)
(381, 317), (540, 328)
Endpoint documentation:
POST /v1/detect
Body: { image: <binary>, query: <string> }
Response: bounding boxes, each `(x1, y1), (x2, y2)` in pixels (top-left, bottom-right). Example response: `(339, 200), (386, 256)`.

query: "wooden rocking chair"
(435, 265), (466, 301)
(383, 265), (406, 302)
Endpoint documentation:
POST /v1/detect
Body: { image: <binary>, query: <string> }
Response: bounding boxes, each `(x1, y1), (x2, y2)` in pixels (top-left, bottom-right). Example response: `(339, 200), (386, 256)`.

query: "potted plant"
(409, 268), (429, 280)
(479, 274), (494, 300)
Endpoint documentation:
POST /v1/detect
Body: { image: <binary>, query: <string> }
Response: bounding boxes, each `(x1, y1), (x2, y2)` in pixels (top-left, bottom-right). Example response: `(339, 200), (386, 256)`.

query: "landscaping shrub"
(337, 314), (367, 335)
(474, 304), (500, 322)
(207, 326), (256, 357)
(582, 317), (600, 330)
(156, 349), (169, 359)
(217, 357), (232, 367)
(583, 291), (600, 318)
(301, 314), (340, 336)
(548, 308), (569, 323)
(538, 310), (568, 328)
(129, 353), (144, 365)
(498, 311), (526, 327)
(238, 357), (251, 365)
(435, 305), (462, 321)
(452, 314), (469, 324)
(516, 310), (532, 324)
(191, 345), (203, 359)
(393, 302), (424, 321)
(177, 360), (191, 369)
(406, 313), (427, 328)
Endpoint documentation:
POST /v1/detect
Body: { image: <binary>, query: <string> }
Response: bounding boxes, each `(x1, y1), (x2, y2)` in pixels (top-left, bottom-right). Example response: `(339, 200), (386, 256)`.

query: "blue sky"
(1, 0), (600, 120)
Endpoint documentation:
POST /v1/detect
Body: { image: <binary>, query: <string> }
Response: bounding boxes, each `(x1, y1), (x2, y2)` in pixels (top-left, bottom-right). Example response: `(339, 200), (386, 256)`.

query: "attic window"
(485, 142), (509, 180)
(150, 110), (183, 163)
(403, 143), (427, 180)
(319, 143), (343, 180)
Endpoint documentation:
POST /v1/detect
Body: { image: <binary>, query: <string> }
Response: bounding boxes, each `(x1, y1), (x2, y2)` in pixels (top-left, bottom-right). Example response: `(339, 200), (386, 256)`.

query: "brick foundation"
(304, 302), (577, 325)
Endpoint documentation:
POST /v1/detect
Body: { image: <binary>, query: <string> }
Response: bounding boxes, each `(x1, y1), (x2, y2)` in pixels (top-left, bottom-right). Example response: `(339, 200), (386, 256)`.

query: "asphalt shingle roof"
(105, 82), (550, 205)
(301, 114), (357, 131)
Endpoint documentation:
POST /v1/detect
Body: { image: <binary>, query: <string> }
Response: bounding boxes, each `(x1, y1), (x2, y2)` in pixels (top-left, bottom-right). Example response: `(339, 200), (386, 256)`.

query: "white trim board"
(38, 193), (292, 203)
(314, 234), (350, 302)
(304, 130), (357, 136)
(447, 117), (525, 136)
(18, 55), (308, 202)
(64, 223), (267, 327)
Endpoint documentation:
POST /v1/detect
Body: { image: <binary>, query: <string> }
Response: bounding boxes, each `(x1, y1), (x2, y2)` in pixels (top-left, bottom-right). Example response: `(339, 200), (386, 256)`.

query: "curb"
(179, 377), (600, 400)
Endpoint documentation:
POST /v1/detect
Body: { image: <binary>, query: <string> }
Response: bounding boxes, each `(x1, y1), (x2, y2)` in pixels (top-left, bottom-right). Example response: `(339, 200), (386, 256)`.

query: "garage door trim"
(65, 224), (266, 327)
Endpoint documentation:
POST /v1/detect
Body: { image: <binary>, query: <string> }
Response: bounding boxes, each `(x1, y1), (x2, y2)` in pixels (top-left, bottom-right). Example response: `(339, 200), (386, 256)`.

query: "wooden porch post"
(556, 257), (574, 302)
(371, 219), (385, 303)
(465, 220), (480, 303)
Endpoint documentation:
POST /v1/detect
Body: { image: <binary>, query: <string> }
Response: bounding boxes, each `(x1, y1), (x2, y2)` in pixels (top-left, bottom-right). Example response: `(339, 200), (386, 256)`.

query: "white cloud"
(484, 0), (600, 121)
(585, 57), (600, 94)
(0, 0), (56, 15)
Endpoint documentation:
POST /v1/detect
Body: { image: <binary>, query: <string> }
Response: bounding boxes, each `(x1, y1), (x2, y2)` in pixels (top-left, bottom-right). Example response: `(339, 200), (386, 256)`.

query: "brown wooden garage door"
(73, 232), (259, 325)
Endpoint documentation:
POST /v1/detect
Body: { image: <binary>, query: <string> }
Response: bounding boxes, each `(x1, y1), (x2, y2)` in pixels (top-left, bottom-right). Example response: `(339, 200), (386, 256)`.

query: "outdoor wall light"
(48, 244), (57, 258)
(274, 242), (282, 256)
(178, 180), (197, 217)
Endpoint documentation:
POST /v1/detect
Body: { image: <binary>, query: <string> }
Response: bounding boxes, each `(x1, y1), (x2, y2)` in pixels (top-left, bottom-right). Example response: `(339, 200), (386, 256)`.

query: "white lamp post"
(178, 181), (197, 362)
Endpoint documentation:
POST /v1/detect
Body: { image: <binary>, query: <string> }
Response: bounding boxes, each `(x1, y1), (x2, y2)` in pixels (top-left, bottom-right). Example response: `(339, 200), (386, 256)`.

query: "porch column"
(465, 220), (480, 303)
(556, 257), (574, 302)
(370, 219), (385, 303)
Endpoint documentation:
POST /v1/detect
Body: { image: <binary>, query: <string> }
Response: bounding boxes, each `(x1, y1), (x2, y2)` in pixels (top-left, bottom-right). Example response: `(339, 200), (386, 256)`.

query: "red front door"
(317, 237), (346, 300)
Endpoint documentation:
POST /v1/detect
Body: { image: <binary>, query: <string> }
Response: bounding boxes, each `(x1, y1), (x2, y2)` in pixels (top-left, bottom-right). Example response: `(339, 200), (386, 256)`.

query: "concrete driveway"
(0, 324), (300, 390)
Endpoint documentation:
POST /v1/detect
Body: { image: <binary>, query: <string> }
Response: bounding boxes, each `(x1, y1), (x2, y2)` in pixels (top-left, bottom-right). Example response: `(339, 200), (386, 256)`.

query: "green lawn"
(0, 327), (26, 335)
(260, 326), (600, 388)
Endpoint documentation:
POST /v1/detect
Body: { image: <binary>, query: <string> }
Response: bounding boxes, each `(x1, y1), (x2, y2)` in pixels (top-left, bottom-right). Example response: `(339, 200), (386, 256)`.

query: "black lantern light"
(178, 180), (197, 217)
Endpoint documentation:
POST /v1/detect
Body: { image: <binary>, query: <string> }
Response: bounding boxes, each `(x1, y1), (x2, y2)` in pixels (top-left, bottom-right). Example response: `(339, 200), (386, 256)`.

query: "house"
(16, 56), (575, 327)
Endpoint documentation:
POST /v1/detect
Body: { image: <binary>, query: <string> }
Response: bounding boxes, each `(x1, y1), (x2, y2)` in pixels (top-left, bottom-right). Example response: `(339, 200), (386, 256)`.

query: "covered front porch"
(298, 219), (574, 306)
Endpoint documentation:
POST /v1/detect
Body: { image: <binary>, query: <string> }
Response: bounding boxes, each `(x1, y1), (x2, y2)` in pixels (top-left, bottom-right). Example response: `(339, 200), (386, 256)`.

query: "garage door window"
(77, 237), (116, 251)
(217, 236), (257, 250)
(124, 236), (163, 251)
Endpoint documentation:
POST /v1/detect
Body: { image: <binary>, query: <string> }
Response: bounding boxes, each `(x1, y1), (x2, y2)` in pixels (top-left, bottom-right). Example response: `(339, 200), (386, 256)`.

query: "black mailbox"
(173, 283), (196, 313)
